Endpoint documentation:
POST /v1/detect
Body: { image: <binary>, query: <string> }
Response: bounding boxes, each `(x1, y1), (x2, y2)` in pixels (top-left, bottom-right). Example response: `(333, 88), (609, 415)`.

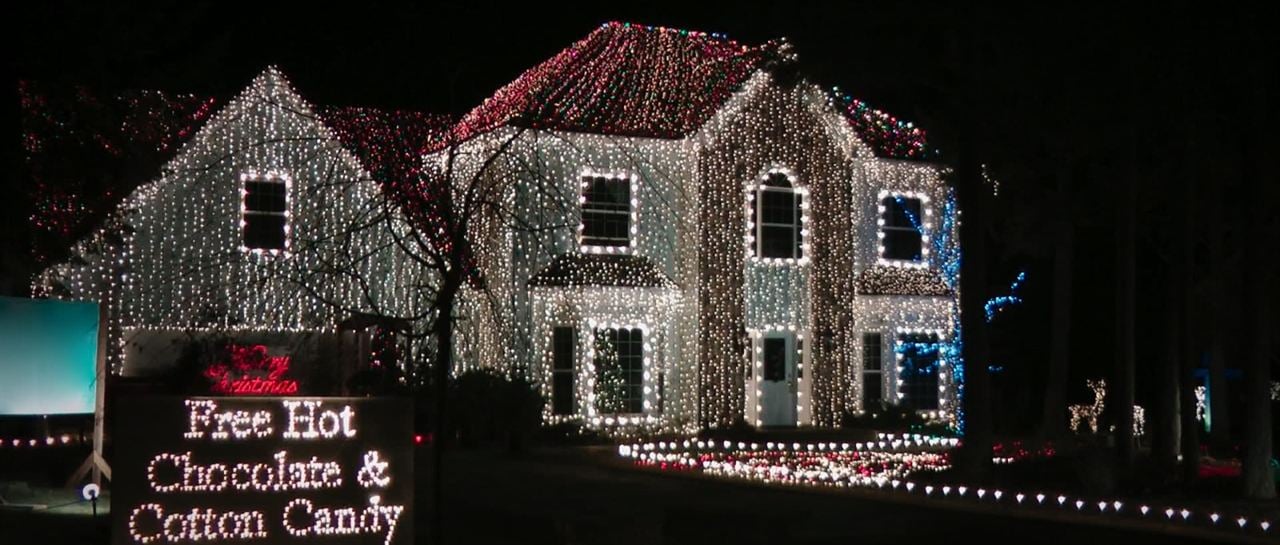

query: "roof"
(320, 107), (454, 185)
(451, 21), (768, 143)
(446, 21), (932, 159)
(19, 77), (451, 264)
(528, 253), (676, 289)
(832, 92), (932, 160)
(855, 266), (953, 296)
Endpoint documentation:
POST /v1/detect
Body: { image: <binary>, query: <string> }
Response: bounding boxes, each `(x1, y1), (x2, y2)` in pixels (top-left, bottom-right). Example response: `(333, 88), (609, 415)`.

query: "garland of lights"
(619, 434), (1273, 537)
(985, 271), (1026, 322)
(0, 434), (84, 448)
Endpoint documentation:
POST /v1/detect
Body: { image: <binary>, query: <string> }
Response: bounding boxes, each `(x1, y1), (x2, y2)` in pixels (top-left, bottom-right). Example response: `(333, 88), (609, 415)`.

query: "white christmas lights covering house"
(30, 21), (960, 431)
(33, 68), (436, 389)
(436, 22), (961, 432)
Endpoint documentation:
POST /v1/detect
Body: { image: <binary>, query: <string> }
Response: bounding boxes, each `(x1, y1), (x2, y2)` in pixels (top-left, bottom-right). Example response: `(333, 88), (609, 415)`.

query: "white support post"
(67, 302), (112, 487)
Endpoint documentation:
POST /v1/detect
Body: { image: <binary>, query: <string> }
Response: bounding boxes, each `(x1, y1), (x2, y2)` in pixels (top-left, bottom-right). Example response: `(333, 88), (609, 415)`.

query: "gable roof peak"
(598, 20), (740, 43)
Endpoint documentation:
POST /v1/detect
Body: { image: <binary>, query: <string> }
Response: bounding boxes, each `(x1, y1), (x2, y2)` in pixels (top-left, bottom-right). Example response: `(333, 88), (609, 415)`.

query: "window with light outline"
(746, 168), (809, 264)
(592, 327), (644, 415)
(239, 171), (291, 254)
(877, 190), (930, 266)
(578, 170), (637, 254)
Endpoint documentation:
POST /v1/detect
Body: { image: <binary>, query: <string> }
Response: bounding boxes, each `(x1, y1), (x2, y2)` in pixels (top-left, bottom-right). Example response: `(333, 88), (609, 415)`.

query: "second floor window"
(242, 174), (288, 251)
(580, 175), (631, 249)
(755, 173), (802, 259)
(880, 195), (923, 262)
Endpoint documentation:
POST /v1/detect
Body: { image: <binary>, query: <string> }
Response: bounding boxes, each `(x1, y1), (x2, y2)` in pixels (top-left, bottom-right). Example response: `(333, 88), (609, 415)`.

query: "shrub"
(839, 404), (926, 431)
(446, 369), (544, 450)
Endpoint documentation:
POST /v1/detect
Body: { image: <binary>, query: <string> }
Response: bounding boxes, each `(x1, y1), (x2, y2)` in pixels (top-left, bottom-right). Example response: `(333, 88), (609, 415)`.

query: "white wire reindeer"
(1068, 378), (1145, 435)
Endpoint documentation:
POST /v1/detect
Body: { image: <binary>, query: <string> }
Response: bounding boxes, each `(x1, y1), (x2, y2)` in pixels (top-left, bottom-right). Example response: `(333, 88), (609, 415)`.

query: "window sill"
(579, 244), (633, 255)
(876, 258), (928, 269)
(747, 256), (809, 266)
(239, 246), (292, 258)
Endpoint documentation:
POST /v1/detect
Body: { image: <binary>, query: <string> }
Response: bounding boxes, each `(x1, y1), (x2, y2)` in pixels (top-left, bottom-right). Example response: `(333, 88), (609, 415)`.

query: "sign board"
(0, 296), (98, 415)
(112, 396), (413, 545)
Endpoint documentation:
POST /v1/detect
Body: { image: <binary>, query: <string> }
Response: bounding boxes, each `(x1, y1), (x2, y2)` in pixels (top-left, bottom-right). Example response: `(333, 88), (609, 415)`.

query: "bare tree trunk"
(957, 146), (992, 476)
(1241, 208), (1275, 498)
(1041, 173), (1074, 440)
(1151, 273), (1180, 472)
(1207, 188), (1231, 455)
(1240, 67), (1275, 499)
(431, 275), (459, 545)
(1114, 166), (1136, 464)
(1177, 168), (1200, 484)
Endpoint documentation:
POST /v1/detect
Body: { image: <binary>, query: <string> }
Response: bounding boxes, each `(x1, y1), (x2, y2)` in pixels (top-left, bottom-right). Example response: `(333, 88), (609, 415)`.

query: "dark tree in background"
(1241, 53), (1277, 501)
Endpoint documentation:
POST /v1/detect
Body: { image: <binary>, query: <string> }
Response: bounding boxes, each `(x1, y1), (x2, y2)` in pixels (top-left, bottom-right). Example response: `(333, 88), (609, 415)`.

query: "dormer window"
(879, 192), (928, 263)
(578, 172), (635, 252)
(241, 172), (290, 252)
(747, 169), (807, 263)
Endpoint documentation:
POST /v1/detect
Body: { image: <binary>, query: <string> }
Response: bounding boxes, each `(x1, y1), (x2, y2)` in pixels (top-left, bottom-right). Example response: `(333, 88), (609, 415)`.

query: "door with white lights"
(760, 333), (798, 426)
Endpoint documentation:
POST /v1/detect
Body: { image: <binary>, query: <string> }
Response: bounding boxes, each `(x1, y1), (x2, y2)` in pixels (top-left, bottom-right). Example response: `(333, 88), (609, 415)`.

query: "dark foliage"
(441, 369), (544, 450)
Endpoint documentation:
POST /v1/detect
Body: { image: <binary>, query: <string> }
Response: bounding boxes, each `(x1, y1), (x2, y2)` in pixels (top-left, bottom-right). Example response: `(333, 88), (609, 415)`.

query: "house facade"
(34, 69), (434, 390)
(32, 22), (959, 431)
(440, 22), (960, 432)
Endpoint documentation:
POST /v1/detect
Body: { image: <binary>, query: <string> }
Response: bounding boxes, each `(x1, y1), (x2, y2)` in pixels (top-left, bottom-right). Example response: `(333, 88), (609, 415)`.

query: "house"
(434, 22), (960, 431)
(32, 21), (960, 431)
(33, 68), (438, 392)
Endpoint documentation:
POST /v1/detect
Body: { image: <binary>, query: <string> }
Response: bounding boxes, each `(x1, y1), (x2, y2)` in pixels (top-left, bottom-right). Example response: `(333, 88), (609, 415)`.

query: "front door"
(760, 334), (797, 426)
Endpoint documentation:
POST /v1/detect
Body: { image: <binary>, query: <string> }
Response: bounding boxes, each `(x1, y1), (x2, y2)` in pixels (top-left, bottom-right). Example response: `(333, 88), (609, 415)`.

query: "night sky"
(5, 2), (1276, 432)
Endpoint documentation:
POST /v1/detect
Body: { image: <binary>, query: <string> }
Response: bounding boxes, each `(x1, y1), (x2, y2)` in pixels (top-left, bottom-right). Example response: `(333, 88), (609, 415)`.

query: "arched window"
(754, 173), (803, 259)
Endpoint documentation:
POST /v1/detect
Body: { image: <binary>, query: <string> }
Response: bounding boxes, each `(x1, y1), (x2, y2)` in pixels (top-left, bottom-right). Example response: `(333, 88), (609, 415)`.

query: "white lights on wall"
(453, 68), (958, 431)
(36, 68), (435, 376)
(38, 46), (962, 435)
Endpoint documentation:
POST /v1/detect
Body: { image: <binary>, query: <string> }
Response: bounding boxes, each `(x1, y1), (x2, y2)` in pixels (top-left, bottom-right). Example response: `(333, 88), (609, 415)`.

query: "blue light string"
(985, 270), (1027, 322)
(892, 195), (924, 233)
(929, 189), (964, 432)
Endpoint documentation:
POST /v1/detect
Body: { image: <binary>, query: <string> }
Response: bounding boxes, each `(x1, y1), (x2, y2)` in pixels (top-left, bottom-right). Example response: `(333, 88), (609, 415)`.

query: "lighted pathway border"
(618, 433), (1276, 541)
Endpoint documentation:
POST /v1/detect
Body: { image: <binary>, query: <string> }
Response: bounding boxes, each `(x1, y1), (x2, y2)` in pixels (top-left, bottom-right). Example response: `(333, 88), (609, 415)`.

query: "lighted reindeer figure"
(1069, 379), (1107, 433)
(1068, 379), (1145, 435)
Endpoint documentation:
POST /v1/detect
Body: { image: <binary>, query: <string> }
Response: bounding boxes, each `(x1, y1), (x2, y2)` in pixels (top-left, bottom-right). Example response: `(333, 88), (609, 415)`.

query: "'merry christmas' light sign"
(112, 396), (412, 545)
(203, 344), (300, 395)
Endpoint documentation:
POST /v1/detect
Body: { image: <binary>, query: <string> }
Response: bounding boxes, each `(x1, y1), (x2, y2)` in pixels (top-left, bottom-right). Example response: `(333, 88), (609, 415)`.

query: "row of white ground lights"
(0, 435), (81, 448)
(619, 433), (1274, 534)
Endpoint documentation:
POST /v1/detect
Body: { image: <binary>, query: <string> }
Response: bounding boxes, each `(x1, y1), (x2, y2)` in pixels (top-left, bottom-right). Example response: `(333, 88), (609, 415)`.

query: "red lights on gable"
(204, 344), (300, 395)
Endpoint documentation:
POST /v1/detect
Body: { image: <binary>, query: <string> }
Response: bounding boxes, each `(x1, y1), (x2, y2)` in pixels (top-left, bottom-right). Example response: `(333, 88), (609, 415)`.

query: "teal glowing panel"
(0, 296), (98, 415)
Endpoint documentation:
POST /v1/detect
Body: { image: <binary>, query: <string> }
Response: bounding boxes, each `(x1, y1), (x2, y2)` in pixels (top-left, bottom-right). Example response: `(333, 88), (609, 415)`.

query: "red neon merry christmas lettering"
(204, 344), (299, 395)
